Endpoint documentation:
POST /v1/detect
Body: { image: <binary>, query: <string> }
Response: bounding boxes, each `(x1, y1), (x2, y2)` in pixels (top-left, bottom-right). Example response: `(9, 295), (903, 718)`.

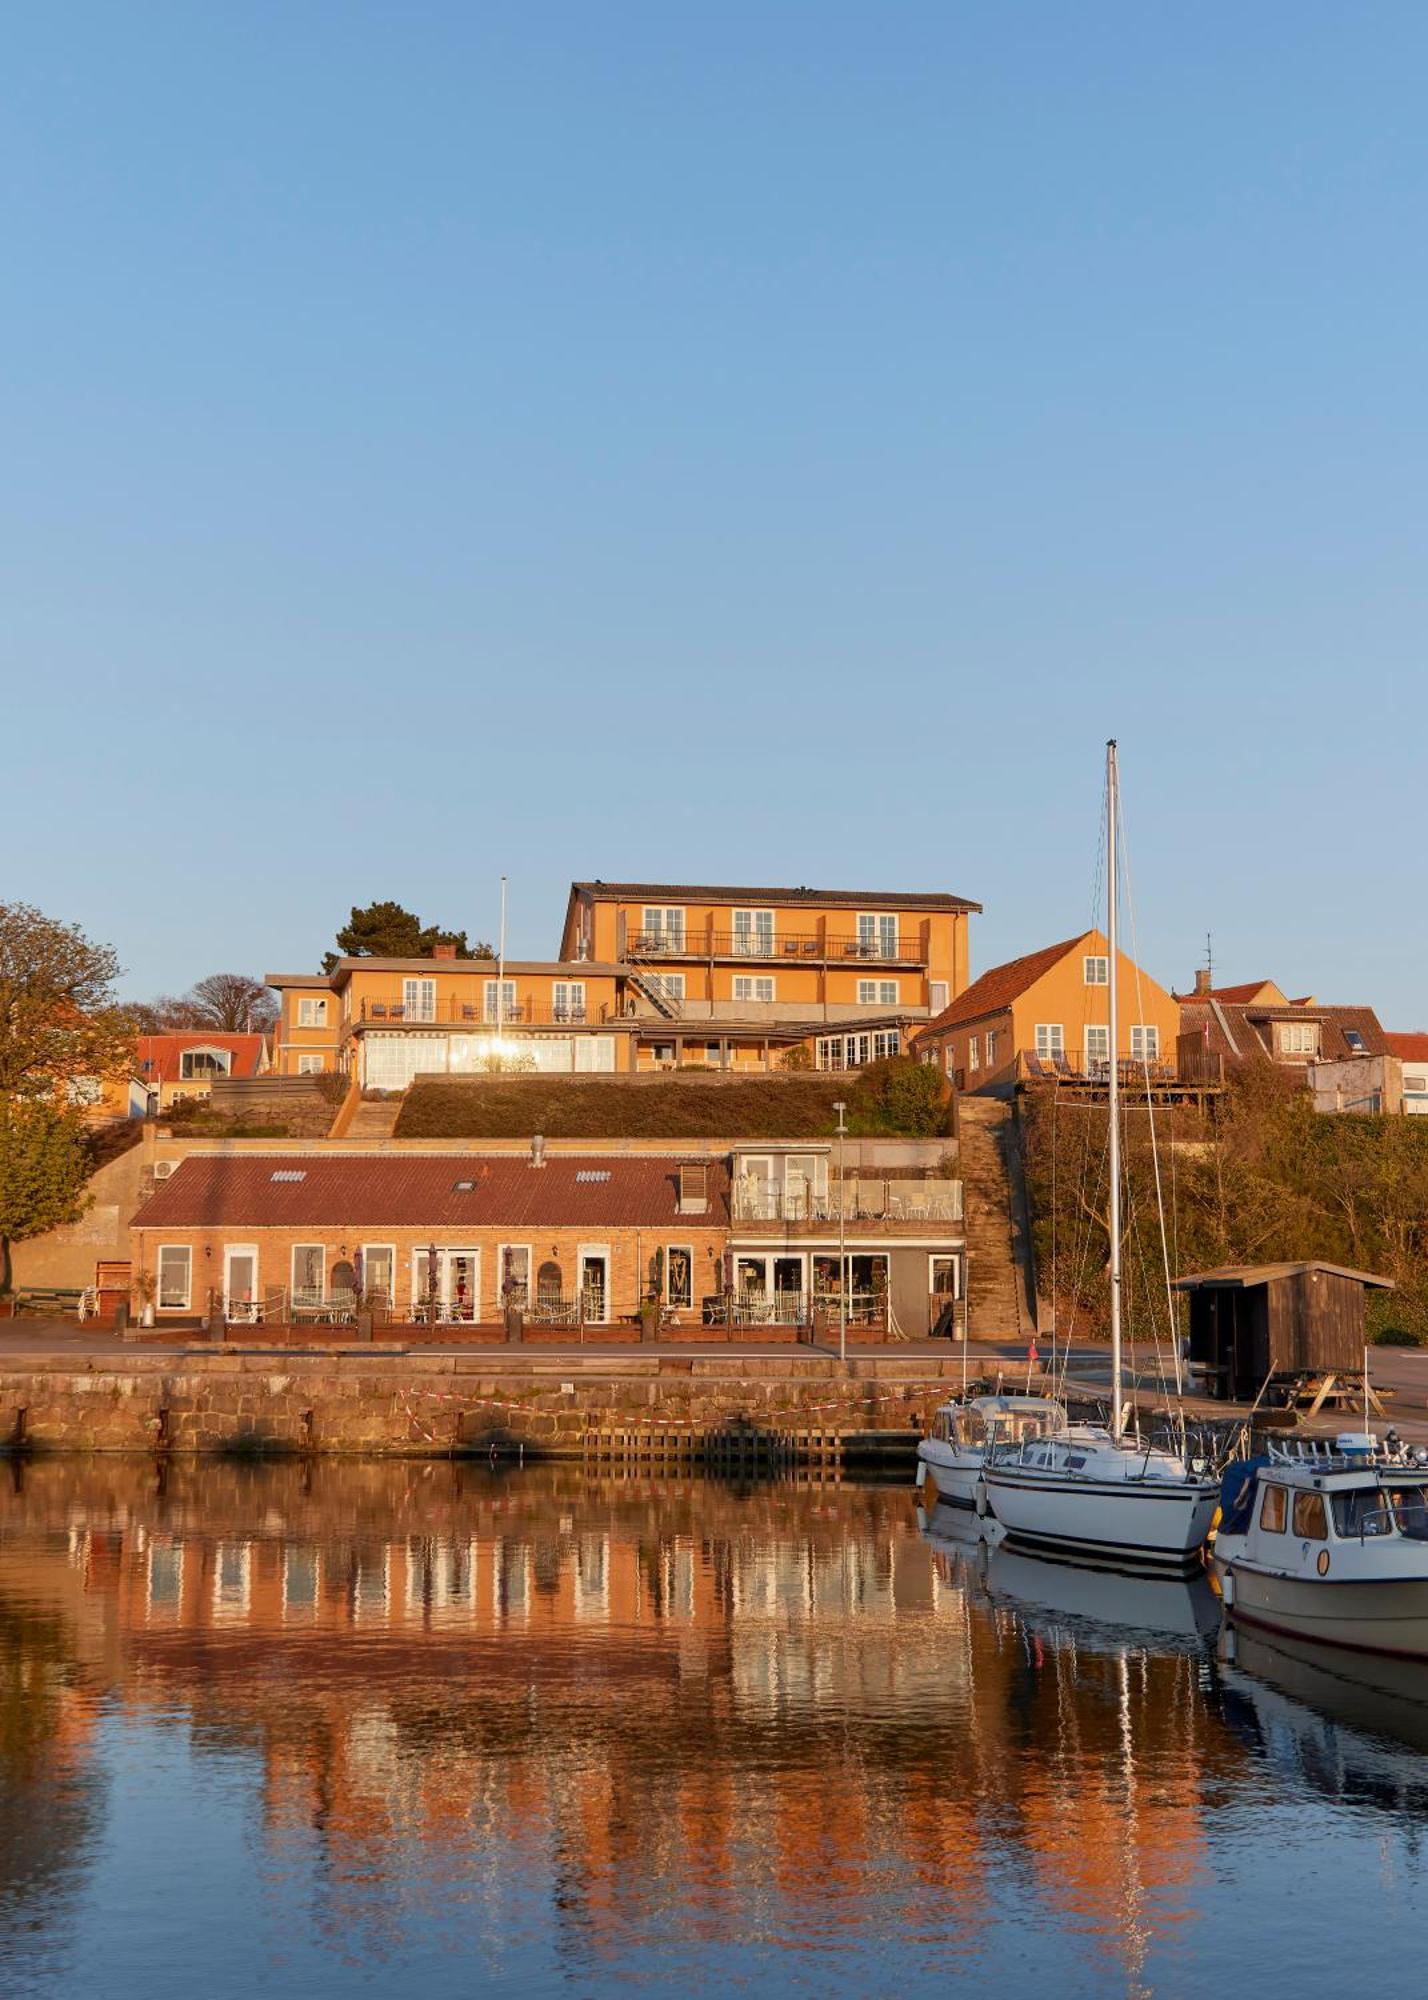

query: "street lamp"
(834, 1099), (848, 1366)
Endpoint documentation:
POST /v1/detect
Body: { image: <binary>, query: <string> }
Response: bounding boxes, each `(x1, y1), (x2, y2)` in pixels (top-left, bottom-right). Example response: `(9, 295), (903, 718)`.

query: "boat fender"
(1221, 1570), (1235, 1610)
(1317, 1549), (1330, 1576)
(915, 1460), (926, 1492)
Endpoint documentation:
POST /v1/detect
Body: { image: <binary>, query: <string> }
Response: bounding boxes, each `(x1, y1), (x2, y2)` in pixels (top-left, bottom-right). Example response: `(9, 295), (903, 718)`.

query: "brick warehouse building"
(128, 1144), (966, 1342)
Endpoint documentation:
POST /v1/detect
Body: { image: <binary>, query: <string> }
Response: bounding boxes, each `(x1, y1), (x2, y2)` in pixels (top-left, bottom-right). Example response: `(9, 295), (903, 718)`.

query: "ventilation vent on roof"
(575, 1169), (612, 1183)
(270, 1169), (307, 1183)
(453, 1179), (475, 1192)
(152, 1161), (176, 1181)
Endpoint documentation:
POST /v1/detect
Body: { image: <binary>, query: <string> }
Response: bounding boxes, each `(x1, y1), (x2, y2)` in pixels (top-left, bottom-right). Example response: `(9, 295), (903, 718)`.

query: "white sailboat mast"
(1106, 740), (1123, 1443)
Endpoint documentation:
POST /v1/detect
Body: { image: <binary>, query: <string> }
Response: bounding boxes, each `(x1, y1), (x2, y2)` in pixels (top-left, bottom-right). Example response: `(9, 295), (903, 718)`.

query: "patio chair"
(370, 1003), (388, 1020)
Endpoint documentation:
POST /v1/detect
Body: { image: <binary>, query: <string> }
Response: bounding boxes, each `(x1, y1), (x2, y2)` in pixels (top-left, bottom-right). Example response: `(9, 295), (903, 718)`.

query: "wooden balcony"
(1012, 1046), (1223, 1097)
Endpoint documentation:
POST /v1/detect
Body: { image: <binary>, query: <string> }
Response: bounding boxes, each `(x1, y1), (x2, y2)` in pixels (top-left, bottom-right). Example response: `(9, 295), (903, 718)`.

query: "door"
(224, 1246), (258, 1323)
(579, 1252), (608, 1323)
(403, 977), (437, 1023)
(442, 1250), (479, 1322)
(361, 1246), (394, 1308)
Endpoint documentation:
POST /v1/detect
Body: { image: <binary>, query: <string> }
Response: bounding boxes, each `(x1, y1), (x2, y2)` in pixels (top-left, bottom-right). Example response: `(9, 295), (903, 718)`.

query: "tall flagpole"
(1106, 740), (1123, 1443)
(497, 875), (508, 1042)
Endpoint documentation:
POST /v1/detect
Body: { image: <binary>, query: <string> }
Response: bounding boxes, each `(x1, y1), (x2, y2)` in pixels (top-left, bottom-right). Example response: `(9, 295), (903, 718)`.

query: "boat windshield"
(1330, 1486), (1428, 1541)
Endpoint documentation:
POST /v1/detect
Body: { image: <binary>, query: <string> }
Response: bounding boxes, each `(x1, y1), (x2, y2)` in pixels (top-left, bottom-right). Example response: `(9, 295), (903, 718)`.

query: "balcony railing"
(1015, 1047), (1181, 1087)
(732, 1180), (963, 1225)
(355, 996), (605, 1027)
(625, 927), (930, 967)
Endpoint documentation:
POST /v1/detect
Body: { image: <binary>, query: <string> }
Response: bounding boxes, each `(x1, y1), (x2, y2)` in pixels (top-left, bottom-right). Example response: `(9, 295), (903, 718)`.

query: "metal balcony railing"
(356, 996), (603, 1027)
(624, 928), (930, 966)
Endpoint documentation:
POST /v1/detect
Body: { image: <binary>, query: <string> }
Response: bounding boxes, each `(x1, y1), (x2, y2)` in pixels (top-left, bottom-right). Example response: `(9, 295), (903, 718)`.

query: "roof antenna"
(1204, 931), (1213, 988)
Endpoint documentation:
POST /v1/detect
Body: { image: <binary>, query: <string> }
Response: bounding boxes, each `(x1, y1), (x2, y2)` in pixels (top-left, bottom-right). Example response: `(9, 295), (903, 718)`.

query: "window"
(1130, 1025), (1160, 1062)
(499, 1245), (531, 1309)
(1085, 1025), (1110, 1068)
(646, 972), (685, 1003)
(858, 913), (899, 958)
(361, 1245), (395, 1305)
(1292, 1490), (1328, 1540)
(666, 1246), (693, 1309)
(297, 1054), (325, 1075)
(157, 1245), (191, 1310)
(484, 980), (517, 1023)
(968, 1037), (980, 1072)
(858, 980), (899, 1005)
(641, 906), (685, 952)
(733, 909), (775, 957)
(291, 1244), (325, 1304)
(929, 981), (950, 1014)
(1344, 1029), (1366, 1054)
(1407, 1074), (1428, 1095)
(1035, 1024), (1064, 1058)
(180, 1048), (231, 1079)
(984, 1031), (997, 1067)
(552, 980), (585, 1022)
(403, 977), (437, 1023)
(1278, 1021), (1319, 1057)
(298, 997), (328, 1027)
(67, 1076), (103, 1106)
(930, 1254), (960, 1298)
(734, 976), (775, 1003)
(1260, 1483), (1287, 1534)
(873, 1029), (900, 1060)
(1083, 955), (1109, 986)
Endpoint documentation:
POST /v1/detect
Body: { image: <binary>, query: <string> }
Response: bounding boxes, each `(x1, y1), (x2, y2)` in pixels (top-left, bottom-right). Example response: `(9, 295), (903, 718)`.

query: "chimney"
(432, 942), (457, 960)
(1193, 968), (1212, 996)
(530, 1134), (546, 1170)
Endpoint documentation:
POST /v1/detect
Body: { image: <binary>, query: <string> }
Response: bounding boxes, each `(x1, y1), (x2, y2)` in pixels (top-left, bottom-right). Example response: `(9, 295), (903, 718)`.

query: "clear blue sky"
(4, 4), (1425, 1023)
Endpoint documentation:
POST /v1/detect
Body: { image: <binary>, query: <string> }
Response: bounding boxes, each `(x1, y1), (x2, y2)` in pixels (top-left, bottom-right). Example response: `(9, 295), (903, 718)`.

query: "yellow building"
(913, 929), (1180, 1092)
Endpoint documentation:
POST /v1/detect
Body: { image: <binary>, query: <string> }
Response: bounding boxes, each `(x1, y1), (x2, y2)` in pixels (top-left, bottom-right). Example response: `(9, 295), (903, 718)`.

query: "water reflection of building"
(0, 1461), (1252, 1982)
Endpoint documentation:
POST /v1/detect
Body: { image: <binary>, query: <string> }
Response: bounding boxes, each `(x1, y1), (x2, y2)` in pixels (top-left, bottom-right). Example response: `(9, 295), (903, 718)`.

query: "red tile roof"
(1179, 1000), (1389, 1065)
(916, 935), (1092, 1037)
(1198, 981), (1278, 1006)
(1387, 1032), (1428, 1063)
(132, 1154), (730, 1230)
(136, 1034), (268, 1084)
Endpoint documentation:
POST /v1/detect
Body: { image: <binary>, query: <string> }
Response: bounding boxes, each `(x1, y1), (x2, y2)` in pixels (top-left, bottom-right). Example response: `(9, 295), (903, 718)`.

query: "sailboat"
(979, 741), (1221, 1575)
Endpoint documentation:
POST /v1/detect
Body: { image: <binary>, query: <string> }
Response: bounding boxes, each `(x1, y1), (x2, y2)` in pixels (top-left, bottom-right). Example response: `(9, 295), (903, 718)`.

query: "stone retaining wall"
(0, 1353), (965, 1459)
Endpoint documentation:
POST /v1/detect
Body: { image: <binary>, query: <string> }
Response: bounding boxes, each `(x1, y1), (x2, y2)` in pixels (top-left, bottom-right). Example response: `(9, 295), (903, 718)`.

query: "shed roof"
(1173, 1261), (1394, 1292)
(132, 1154), (730, 1230)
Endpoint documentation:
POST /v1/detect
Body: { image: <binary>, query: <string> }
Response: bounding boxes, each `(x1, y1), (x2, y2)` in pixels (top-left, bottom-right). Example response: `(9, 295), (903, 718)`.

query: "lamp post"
(834, 1099), (848, 1366)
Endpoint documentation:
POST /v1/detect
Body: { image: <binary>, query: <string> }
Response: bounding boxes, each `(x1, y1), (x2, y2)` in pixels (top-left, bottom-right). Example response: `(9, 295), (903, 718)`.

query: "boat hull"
(982, 1468), (1218, 1573)
(1225, 1565), (1428, 1660)
(915, 1444), (979, 1511)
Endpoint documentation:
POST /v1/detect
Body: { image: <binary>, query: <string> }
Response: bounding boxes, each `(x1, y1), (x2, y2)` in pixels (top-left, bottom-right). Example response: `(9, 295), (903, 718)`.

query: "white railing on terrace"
(732, 1180), (963, 1224)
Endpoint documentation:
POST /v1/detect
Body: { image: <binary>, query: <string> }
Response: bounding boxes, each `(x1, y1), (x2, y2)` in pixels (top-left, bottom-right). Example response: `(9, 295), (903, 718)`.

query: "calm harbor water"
(2, 1460), (1427, 1998)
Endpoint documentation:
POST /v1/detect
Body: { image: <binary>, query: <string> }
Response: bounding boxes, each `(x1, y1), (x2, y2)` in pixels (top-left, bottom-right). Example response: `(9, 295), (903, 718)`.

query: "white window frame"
(732, 908), (775, 957)
(929, 1253), (961, 1300)
(297, 1053), (325, 1075)
(1130, 1025), (1160, 1062)
(646, 972), (685, 1003)
(858, 912), (899, 959)
(1083, 955), (1109, 987)
(291, 1243), (326, 1305)
(578, 1243), (611, 1323)
(360, 1243), (396, 1305)
(664, 1244), (694, 1309)
(1085, 1024), (1111, 1067)
(929, 980), (950, 1014)
(551, 980), (586, 1022)
(223, 1243), (259, 1317)
(157, 1244), (192, 1311)
(733, 975), (776, 1003)
(642, 905), (685, 951)
(498, 1243), (532, 1309)
(984, 1030), (997, 1067)
(1035, 1024), (1065, 1058)
(857, 979), (899, 1005)
(1278, 1021), (1319, 1057)
(968, 1037), (980, 1072)
(403, 976), (437, 1023)
(298, 996), (329, 1026)
(483, 979), (517, 1023)
(179, 1046), (232, 1080)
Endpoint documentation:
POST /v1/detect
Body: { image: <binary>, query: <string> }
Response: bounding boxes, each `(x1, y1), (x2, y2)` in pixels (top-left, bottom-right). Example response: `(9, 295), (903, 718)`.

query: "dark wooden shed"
(1174, 1262), (1394, 1402)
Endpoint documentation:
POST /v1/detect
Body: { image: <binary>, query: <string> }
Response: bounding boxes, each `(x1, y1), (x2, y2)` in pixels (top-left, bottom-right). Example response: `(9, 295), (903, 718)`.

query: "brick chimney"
(1193, 968), (1212, 996)
(432, 942), (457, 960)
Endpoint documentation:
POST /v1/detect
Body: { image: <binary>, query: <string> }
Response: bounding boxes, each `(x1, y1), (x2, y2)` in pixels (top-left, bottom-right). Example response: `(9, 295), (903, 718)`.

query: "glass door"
(579, 1252), (608, 1323)
(224, 1246), (258, 1323)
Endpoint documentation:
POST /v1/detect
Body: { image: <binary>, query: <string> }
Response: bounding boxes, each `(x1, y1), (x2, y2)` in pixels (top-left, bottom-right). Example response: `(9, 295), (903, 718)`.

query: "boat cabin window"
(1292, 1491), (1328, 1541)
(932, 1412), (953, 1444)
(1259, 1484), (1287, 1534)
(1065, 1454), (1087, 1471)
(1390, 1489), (1428, 1542)
(1331, 1490), (1394, 1538)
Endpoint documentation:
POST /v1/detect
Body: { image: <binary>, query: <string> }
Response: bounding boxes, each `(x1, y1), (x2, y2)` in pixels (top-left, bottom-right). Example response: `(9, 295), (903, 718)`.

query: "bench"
(11, 1287), (86, 1318)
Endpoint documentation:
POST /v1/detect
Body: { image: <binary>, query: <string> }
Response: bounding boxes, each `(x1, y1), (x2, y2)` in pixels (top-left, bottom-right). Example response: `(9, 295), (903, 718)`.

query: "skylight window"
(453, 1179), (475, 1191)
(1344, 1030), (1366, 1053)
(575, 1169), (612, 1183)
(270, 1169), (307, 1183)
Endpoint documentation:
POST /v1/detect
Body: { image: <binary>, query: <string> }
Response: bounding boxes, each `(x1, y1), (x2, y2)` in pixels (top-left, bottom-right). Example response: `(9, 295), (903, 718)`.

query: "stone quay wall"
(0, 1352), (970, 1460)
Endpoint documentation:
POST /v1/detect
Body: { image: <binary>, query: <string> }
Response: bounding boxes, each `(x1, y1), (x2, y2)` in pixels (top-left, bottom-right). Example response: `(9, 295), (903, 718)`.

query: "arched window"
(537, 1260), (563, 1303)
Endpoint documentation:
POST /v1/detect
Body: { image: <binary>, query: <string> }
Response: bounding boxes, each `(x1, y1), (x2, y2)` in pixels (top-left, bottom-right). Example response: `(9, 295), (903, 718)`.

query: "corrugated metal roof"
(132, 1154), (730, 1229)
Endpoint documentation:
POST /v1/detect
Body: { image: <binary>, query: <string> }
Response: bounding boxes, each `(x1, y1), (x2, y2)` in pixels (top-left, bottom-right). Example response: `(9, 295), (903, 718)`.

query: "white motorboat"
(915, 1394), (1066, 1510)
(1213, 1435), (1428, 1658)
(979, 743), (1220, 1573)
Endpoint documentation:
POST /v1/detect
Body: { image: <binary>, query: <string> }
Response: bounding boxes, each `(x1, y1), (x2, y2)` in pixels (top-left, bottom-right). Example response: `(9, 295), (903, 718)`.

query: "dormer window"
(1278, 1021), (1320, 1058)
(180, 1047), (232, 1079)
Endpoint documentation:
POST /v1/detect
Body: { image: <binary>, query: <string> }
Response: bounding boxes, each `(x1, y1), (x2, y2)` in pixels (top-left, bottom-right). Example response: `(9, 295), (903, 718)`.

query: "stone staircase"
(346, 1098), (401, 1139)
(957, 1096), (1038, 1344)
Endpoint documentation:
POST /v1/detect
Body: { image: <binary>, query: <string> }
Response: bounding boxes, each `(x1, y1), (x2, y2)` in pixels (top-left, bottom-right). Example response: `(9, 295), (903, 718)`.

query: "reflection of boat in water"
(1219, 1624), (1428, 1815)
(917, 1500), (1220, 1645)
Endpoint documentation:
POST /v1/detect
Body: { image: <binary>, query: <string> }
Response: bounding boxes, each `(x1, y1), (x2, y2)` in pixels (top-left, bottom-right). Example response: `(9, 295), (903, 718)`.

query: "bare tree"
(186, 973), (278, 1034)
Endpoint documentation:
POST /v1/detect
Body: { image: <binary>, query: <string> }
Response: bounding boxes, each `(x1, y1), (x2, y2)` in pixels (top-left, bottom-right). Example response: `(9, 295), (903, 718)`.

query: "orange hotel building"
(269, 879), (979, 1090)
